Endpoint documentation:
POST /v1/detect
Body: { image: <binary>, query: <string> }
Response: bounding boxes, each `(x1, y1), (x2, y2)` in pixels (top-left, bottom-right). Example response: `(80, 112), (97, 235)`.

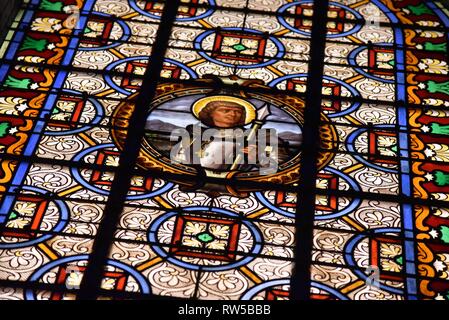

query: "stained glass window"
(0, 0), (448, 301)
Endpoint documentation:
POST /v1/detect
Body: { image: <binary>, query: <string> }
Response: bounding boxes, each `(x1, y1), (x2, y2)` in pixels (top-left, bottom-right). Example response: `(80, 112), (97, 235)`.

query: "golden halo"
(192, 95), (256, 126)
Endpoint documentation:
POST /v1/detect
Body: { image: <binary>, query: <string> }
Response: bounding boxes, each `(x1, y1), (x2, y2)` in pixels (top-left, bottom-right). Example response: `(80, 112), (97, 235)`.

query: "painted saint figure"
(171, 96), (290, 174)
(197, 100), (246, 128)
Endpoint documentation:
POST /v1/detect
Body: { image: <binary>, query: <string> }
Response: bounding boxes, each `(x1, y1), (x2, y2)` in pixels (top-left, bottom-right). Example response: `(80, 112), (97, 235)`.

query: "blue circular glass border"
(148, 206), (263, 272)
(128, 0), (216, 22)
(104, 57), (198, 96)
(194, 28), (285, 69)
(347, 44), (395, 84)
(78, 12), (131, 51)
(346, 125), (399, 174)
(269, 74), (362, 118)
(0, 186), (69, 249)
(70, 143), (174, 199)
(44, 89), (104, 136)
(255, 167), (361, 220)
(25, 255), (151, 299)
(277, 1), (364, 38)
(344, 227), (404, 295)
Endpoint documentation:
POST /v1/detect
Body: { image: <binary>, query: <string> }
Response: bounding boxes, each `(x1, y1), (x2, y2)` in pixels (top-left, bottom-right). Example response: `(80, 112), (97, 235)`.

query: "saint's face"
(210, 105), (243, 128)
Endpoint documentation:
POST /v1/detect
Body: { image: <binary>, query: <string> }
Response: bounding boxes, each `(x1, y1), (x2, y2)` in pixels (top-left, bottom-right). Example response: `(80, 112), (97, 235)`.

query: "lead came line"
(77, 0), (182, 300)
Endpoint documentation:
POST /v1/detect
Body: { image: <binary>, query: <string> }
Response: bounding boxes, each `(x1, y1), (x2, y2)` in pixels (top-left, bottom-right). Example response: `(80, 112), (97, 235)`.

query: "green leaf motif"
(407, 3), (433, 15)
(197, 232), (214, 243)
(427, 81), (449, 95)
(232, 44), (247, 52)
(4, 76), (31, 89)
(440, 226), (449, 244)
(39, 0), (63, 11)
(430, 123), (449, 135)
(0, 122), (11, 138)
(21, 36), (48, 52)
(423, 42), (447, 52)
(434, 171), (449, 187)
(8, 212), (18, 220)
